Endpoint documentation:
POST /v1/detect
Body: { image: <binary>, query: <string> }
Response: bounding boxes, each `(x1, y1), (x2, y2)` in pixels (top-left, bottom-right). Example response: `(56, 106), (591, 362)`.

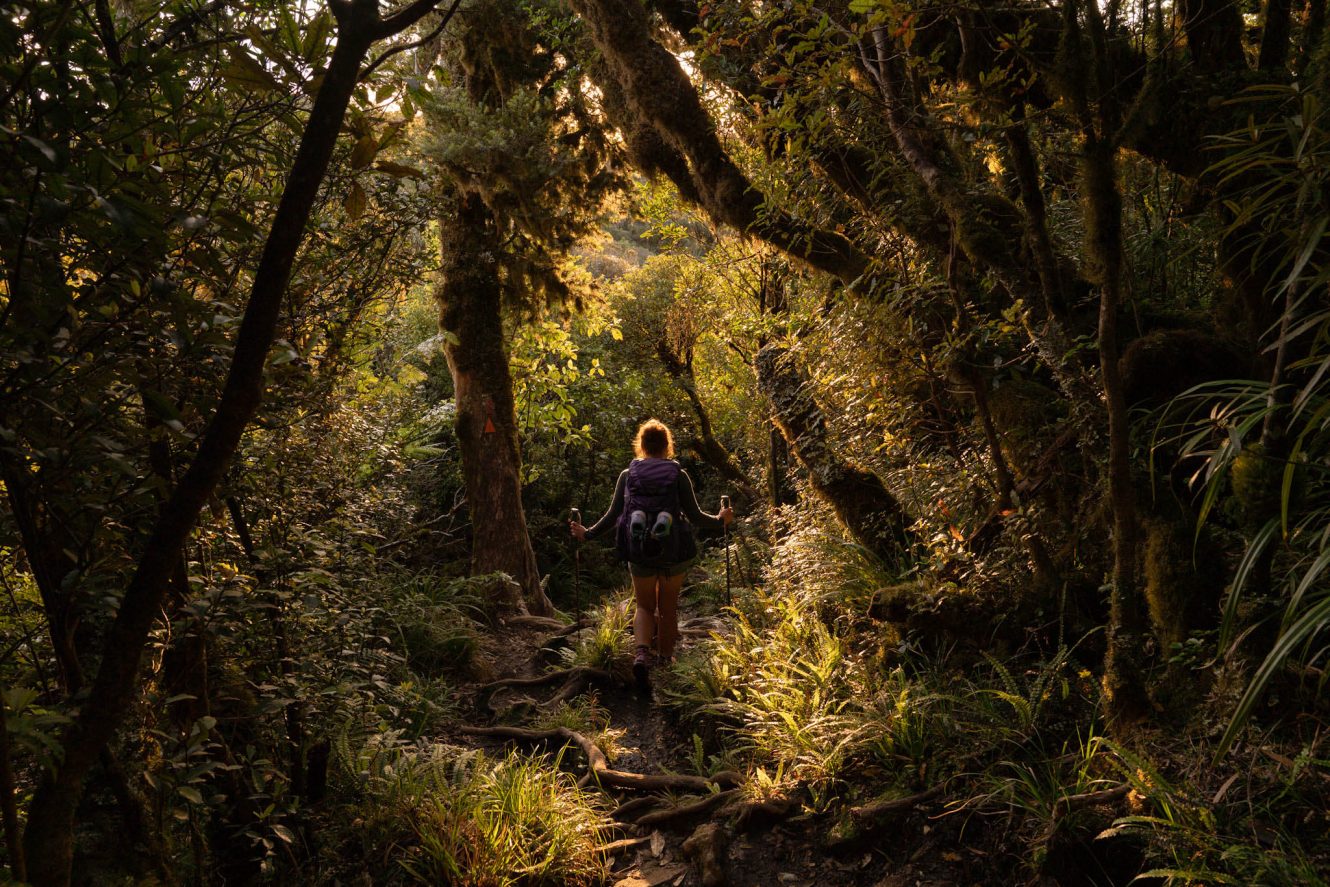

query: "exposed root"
(477, 666), (616, 715)
(550, 619), (590, 638)
(728, 792), (802, 831)
(541, 668), (613, 711)
(504, 615), (570, 631)
(633, 789), (740, 827)
(1054, 784), (1129, 818)
(611, 796), (663, 822)
(849, 785), (943, 819)
(596, 835), (651, 855)
(459, 725), (742, 793)
(480, 666), (612, 693)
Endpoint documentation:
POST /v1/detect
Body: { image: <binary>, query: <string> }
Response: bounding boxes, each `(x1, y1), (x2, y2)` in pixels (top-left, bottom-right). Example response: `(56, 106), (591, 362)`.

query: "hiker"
(569, 418), (734, 689)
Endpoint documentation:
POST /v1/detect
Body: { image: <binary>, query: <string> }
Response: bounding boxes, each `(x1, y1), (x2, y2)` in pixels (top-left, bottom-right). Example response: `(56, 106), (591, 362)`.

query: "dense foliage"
(2, 0), (1329, 884)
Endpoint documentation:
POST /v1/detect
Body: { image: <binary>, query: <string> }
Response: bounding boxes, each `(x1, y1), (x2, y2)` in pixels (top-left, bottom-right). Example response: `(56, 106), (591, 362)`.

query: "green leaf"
(178, 786), (204, 804)
(221, 52), (279, 92)
(344, 182), (367, 220)
(350, 135), (378, 170)
(374, 160), (424, 178)
(303, 10), (333, 62)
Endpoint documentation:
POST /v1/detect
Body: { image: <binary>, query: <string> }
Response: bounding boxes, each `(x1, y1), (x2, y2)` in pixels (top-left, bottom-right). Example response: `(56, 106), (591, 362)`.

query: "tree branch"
(364, 0), (463, 76)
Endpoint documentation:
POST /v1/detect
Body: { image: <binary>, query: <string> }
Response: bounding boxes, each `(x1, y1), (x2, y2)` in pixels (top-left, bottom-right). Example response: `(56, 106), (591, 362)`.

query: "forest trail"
(446, 600), (968, 887)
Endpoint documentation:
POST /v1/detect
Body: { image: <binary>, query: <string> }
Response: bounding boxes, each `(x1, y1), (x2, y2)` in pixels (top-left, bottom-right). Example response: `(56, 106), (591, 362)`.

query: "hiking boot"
(632, 645), (651, 693)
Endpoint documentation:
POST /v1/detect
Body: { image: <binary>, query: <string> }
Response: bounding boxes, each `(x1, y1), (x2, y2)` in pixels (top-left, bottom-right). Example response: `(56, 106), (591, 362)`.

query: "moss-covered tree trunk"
(756, 344), (909, 561)
(569, 0), (868, 282)
(1084, 131), (1149, 724)
(436, 191), (551, 616)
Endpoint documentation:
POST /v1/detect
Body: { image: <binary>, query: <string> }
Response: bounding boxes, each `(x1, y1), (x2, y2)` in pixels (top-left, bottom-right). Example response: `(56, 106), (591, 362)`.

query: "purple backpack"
(615, 459), (696, 566)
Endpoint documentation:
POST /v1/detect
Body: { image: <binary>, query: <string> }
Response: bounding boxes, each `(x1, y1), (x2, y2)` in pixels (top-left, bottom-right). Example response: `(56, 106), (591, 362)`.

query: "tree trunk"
(17, 1), (433, 877)
(767, 425), (795, 508)
(0, 460), (84, 695)
(1259, 0), (1295, 69)
(569, 0), (868, 282)
(1083, 131), (1150, 724)
(0, 694), (24, 883)
(755, 344), (909, 561)
(1178, 0), (1247, 72)
(436, 191), (552, 616)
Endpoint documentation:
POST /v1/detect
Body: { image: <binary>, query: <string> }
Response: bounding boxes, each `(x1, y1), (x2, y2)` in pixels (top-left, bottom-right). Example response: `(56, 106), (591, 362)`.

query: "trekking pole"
(720, 495), (732, 607)
(570, 507), (583, 627)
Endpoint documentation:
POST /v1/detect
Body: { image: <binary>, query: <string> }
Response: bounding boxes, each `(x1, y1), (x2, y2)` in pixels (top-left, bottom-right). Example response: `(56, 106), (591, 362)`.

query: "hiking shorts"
(627, 557), (696, 578)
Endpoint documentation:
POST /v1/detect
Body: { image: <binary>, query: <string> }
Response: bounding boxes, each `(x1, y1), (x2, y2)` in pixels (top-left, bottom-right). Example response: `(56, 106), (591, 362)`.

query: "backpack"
(615, 459), (697, 567)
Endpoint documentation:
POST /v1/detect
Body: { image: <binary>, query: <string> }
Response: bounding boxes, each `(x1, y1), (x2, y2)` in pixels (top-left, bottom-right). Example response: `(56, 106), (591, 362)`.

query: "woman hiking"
(570, 419), (734, 691)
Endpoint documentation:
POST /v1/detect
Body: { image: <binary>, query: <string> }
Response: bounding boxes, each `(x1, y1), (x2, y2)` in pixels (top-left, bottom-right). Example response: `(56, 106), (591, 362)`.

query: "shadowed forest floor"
(442, 602), (1103, 887)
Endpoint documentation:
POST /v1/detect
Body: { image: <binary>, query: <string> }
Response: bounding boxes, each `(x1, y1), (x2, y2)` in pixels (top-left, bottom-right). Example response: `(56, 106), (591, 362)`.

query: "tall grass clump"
(561, 597), (633, 675)
(348, 739), (609, 886)
(664, 512), (957, 805)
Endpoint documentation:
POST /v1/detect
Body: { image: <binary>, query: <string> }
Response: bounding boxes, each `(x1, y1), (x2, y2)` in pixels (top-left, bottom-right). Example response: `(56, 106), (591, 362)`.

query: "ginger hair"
(633, 418), (675, 459)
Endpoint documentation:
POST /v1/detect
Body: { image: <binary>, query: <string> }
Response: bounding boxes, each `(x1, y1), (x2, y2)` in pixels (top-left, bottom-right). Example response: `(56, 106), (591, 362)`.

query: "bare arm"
(583, 470), (628, 540)
(677, 469), (724, 530)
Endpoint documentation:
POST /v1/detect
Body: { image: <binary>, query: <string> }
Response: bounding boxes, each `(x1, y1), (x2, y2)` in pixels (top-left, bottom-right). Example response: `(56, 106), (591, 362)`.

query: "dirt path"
(449, 606), (969, 887)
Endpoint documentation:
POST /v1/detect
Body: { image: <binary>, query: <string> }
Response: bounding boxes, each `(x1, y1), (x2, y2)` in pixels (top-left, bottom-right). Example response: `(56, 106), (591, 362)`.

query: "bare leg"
(656, 573), (685, 661)
(631, 574), (658, 650)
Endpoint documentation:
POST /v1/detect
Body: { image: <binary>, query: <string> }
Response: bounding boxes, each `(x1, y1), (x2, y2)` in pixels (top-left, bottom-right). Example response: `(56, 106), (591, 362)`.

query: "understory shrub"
(345, 740), (610, 886)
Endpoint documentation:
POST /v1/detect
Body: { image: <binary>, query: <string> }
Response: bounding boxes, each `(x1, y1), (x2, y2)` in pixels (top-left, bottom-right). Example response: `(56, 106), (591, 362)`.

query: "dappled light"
(2, 0), (1330, 884)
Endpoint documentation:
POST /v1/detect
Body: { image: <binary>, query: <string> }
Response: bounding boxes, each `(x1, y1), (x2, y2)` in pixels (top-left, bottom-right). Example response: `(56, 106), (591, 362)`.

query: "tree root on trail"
(477, 666), (615, 714)
(505, 617), (590, 638)
(596, 835), (652, 855)
(611, 796), (664, 822)
(1037, 784), (1132, 843)
(849, 785), (944, 819)
(632, 789), (740, 827)
(728, 793), (804, 831)
(1053, 784), (1129, 818)
(459, 725), (742, 793)
(503, 615), (572, 631)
